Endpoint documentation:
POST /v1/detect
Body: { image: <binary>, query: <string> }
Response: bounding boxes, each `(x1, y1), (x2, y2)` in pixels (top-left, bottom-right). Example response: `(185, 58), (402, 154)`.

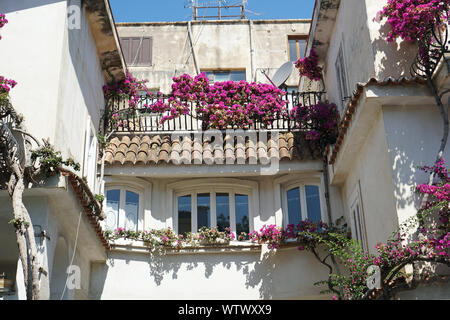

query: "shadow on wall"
(372, 21), (418, 80)
(89, 247), (332, 300)
(390, 147), (419, 218)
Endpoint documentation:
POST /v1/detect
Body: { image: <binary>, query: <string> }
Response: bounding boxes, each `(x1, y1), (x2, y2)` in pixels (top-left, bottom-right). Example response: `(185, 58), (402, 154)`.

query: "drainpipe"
(187, 21), (200, 75)
(248, 20), (255, 82)
(322, 152), (343, 297)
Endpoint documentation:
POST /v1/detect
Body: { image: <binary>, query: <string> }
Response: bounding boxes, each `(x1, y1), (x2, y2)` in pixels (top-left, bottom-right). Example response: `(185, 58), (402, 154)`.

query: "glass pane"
(106, 189), (120, 230)
(205, 72), (214, 82)
(214, 72), (229, 82)
(289, 39), (298, 62)
(306, 185), (322, 223)
(235, 194), (249, 236)
(197, 193), (210, 230)
(125, 191), (139, 231)
(178, 195), (192, 235)
(230, 71), (246, 82)
(216, 193), (230, 231)
(287, 187), (301, 225)
(298, 39), (306, 59)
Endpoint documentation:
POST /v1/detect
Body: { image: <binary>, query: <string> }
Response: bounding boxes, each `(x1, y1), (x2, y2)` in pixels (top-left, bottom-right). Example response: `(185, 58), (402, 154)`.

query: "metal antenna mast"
(186, 0), (247, 20)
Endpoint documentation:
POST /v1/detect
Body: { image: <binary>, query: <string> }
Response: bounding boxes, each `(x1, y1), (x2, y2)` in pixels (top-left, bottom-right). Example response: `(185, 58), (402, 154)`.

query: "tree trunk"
(9, 162), (41, 300)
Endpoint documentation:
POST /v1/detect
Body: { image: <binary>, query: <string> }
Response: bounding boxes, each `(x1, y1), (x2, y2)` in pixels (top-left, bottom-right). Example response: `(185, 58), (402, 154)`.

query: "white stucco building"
(0, 0), (125, 300)
(1, 0), (449, 300)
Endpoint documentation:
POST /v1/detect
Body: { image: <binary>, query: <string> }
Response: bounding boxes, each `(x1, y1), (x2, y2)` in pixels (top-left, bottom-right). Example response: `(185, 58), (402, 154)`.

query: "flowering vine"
(105, 226), (241, 252)
(249, 160), (450, 300)
(102, 71), (154, 108)
(376, 0), (450, 42)
(145, 73), (288, 130)
(294, 49), (323, 81)
(290, 101), (339, 149)
(0, 13), (8, 40)
(0, 76), (17, 107)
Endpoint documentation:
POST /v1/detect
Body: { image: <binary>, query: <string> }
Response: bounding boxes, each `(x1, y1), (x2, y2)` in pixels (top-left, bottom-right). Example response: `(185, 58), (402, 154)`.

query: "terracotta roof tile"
(105, 132), (318, 166)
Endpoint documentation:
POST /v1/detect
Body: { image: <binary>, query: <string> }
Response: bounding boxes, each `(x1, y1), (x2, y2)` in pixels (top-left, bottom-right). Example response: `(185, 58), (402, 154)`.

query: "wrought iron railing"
(411, 21), (450, 79)
(104, 91), (325, 134)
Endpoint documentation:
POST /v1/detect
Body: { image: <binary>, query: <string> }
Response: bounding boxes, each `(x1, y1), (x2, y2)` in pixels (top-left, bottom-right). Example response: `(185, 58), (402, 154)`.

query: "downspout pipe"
(188, 21), (200, 75)
(248, 20), (255, 82)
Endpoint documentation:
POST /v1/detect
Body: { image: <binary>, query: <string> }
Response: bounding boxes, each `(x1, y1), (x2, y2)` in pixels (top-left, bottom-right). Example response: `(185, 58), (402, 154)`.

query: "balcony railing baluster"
(106, 91), (325, 134)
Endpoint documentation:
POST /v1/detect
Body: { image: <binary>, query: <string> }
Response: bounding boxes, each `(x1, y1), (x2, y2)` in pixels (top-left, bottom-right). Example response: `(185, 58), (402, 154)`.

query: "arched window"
(105, 187), (143, 232)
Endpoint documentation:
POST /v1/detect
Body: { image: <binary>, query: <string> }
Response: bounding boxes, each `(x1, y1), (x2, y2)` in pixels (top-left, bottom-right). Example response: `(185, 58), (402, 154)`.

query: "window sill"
(109, 238), (262, 255)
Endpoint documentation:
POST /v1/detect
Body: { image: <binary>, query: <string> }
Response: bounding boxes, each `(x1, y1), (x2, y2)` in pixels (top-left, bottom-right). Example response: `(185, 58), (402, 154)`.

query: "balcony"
(103, 91), (325, 134)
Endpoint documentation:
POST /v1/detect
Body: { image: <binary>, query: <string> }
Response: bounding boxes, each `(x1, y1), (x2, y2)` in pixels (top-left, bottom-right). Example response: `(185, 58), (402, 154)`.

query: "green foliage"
(31, 142), (80, 176)
(8, 218), (30, 229)
(95, 194), (105, 203)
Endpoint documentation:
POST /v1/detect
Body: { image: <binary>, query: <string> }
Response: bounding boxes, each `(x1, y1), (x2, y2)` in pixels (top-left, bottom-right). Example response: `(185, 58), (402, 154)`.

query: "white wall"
(0, 0), (106, 175)
(382, 105), (450, 225)
(340, 108), (398, 253)
(117, 20), (310, 93)
(89, 246), (332, 300)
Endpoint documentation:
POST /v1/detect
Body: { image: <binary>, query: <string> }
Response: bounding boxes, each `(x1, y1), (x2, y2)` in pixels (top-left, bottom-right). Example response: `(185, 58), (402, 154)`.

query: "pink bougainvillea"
(294, 49), (323, 81)
(0, 13), (8, 40)
(102, 71), (154, 108)
(0, 76), (17, 94)
(377, 0), (450, 42)
(146, 73), (287, 130)
(290, 100), (339, 147)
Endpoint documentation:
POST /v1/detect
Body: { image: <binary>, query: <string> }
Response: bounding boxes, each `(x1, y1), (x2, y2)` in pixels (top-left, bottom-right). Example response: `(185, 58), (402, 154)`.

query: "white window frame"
(281, 181), (326, 228)
(203, 70), (246, 83)
(105, 185), (145, 232)
(168, 179), (258, 235)
(349, 182), (368, 251)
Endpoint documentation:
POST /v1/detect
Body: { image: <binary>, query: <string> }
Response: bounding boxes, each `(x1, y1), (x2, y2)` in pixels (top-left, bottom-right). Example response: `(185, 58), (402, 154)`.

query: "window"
(286, 86), (298, 110)
(288, 36), (307, 62)
(120, 37), (152, 66)
(335, 44), (349, 113)
(203, 70), (246, 83)
(350, 183), (368, 251)
(105, 187), (142, 232)
(284, 184), (324, 226)
(83, 117), (98, 192)
(175, 189), (251, 236)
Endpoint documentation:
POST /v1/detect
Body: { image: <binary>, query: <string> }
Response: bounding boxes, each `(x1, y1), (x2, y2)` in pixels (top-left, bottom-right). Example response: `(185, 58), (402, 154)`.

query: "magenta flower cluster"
(146, 72), (287, 130)
(294, 49), (323, 81)
(106, 225), (239, 251)
(102, 71), (154, 108)
(249, 225), (283, 249)
(0, 76), (17, 94)
(416, 158), (450, 227)
(290, 101), (339, 147)
(248, 220), (331, 250)
(377, 0), (450, 42)
(0, 13), (8, 40)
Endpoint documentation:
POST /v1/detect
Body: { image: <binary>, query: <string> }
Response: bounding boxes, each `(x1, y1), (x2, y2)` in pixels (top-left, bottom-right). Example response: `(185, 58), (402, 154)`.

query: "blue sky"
(109, 0), (316, 23)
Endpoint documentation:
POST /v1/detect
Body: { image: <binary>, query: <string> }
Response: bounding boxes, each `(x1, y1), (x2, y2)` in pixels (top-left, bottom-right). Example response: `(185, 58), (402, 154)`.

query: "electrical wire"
(59, 210), (82, 300)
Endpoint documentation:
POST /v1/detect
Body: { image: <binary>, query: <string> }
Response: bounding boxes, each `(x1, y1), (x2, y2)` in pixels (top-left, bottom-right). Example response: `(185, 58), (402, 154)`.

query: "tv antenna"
(186, 0), (247, 20)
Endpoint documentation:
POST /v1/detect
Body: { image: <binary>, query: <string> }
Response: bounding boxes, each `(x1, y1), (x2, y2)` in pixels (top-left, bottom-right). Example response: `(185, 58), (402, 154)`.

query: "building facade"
(0, 0), (124, 300)
(1, 0), (449, 300)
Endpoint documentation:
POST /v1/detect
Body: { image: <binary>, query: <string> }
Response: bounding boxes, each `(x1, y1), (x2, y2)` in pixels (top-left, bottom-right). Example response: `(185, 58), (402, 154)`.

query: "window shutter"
(120, 37), (131, 64)
(130, 38), (141, 65)
(142, 37), (152, 65)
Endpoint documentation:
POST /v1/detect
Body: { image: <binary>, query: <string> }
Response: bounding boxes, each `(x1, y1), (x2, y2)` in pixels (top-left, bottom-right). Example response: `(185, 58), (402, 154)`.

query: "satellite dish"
(271, 62), (294, 88)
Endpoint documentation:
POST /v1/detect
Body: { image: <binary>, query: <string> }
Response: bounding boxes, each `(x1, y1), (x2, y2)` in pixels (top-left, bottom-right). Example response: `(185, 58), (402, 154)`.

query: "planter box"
(199, 239), (230, 246)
